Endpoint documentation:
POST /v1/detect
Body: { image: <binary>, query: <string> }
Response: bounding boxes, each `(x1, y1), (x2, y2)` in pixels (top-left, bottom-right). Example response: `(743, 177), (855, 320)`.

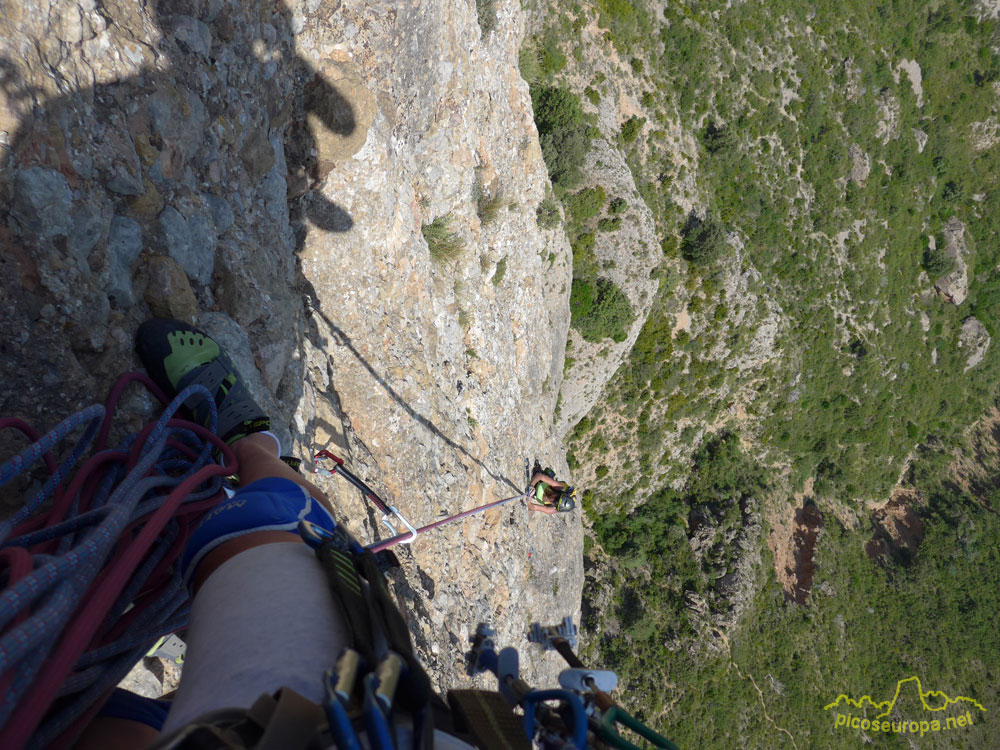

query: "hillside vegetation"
(526, 0), (1000, 745)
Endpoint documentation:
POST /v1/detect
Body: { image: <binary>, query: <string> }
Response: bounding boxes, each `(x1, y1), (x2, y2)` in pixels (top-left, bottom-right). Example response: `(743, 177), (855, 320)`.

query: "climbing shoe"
(136, 318), (271, 444)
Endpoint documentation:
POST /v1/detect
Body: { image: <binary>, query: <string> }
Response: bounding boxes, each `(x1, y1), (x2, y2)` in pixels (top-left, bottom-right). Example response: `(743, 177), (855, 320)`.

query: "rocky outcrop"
(848, 143), (870, 185)
(958, 316), (991, 372)
(554, 138), (662, 437)
(934, 217), (972, 304)
(1, 0), (582, 697)
(875, 89), (901, 145)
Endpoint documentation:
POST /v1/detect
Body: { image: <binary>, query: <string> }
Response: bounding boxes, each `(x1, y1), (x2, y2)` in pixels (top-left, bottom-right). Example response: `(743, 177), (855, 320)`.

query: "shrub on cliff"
(565, 185), (607, 224)
(680, 213), (727, 265)
(531, 85), (593, 191)
(570, 277), (635, 343)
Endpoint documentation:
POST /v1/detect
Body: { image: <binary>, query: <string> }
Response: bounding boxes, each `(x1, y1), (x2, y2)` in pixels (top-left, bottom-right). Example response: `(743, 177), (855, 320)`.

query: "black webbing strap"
(357, 548), (437, 750)
(447, 690), (530, 750)
(315, 541), (377, 661)
(314, 532), (438, 750)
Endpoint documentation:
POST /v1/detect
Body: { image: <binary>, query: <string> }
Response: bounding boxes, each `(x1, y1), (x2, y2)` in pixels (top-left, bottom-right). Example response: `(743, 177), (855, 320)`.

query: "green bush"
(492, 256), (507, 286)
(536, 195), (561, 229)
(422, 215), (464, 262)
(531, 85), (594, 190)
(922, 245), (956, 277)
(476, 186), (505, 226)
(571, 277), (635, 342)
(701, 120), (737, 154)
(620, 115), (645, 144)
(609, 197), (628, 214)
(518, 46), (541, 85)
(476, 0), (496, 34)
(585, 86), (601, 106)
(538, 32), (567, 78)
(680, 214), (727, 265)
(571, 232), (599, 278)
(598, 216), (622, 232)
(629, 57), (644, 74)
(565, 186), (607, 224)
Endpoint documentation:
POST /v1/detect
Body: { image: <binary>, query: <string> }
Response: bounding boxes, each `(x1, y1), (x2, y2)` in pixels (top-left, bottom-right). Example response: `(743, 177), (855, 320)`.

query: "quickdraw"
(312, 451), (531, 554)
(313, 450), (418, 545)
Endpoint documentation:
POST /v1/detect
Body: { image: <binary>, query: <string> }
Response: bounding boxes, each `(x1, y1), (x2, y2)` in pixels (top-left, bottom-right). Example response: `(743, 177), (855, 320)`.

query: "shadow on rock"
(0, 0), (358, 469)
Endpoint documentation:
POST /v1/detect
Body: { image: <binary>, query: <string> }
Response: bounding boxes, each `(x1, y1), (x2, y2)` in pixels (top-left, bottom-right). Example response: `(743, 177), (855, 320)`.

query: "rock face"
(554, 138), (662, 437)
(0, 0), (581, 700)
(934, 217), (971, 305)
(848, 143), (870, 186)
(958, 316), (991, 372)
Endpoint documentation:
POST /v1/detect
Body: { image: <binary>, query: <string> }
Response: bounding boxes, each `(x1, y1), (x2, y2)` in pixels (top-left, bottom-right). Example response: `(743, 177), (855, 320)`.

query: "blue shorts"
(97, 688), (171, 730)
(181, 477), (337, 585)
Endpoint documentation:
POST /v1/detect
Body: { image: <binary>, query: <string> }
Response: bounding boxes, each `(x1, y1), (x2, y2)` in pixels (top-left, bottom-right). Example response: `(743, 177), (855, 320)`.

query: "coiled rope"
(0, 372), (235, 748)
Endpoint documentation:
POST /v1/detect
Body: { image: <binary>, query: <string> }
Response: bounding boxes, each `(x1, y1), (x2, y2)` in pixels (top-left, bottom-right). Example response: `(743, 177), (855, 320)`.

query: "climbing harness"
(313, 450), (530, 553)
(468, 617), (679, 750)
(0, 372), (234, 748)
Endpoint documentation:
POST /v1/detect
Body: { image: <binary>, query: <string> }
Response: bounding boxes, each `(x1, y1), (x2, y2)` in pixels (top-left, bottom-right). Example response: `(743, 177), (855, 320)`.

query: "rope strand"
(0, 373), (235, 748)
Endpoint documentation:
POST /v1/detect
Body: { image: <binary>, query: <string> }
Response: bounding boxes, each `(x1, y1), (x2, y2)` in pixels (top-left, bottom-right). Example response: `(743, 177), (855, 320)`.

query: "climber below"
(527, 462), (577, 515)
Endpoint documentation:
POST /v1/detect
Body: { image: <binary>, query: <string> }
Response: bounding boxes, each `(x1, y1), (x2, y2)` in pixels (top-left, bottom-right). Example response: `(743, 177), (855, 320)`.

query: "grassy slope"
(527, 0), (1000, 746)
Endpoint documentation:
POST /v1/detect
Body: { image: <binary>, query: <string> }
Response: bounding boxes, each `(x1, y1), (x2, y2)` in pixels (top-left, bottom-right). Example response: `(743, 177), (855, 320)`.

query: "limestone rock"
(205, 194), (235, 233)
(239, 128), (276, 181)
(934, 217), (971, 305)
(0, 0), (582, 699)
(104, 216), (144, 307)
(118, 659), (163, 699)
(149, 86), (208, 176)
(958, 316), (990, 372)
(848, 143), (870, 185)
(875, 90), (900, 145)
(130, 180), (165, 217)
(69, 203), (106, 262)
(137, 254), (200, 324)
(305, 62), (378, 181)
(157, 206), (215, 286)
(555, 137), (660, 437)
(166, 15), (213, 59)
(11, 167), (73, 237)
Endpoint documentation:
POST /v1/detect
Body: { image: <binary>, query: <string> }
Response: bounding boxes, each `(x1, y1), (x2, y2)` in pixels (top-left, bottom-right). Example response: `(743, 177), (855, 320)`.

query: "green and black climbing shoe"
(136, 318), (271, 444)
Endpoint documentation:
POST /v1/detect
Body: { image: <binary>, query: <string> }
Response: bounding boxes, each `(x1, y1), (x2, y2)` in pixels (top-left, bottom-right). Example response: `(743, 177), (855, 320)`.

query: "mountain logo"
(824, 676), (985, 737)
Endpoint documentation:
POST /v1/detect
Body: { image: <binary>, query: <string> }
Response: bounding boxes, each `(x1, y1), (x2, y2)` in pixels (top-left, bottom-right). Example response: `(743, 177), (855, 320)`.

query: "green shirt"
(535, 483), (559, 505)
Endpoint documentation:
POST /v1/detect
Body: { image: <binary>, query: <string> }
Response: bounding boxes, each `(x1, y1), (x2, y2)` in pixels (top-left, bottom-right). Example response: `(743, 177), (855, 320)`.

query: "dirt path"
(713, 628), (800, 750)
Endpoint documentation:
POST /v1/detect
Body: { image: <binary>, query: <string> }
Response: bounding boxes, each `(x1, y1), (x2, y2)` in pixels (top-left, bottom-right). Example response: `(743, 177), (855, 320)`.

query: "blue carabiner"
(362, 672), (396, 750)
(323, 667), (362, 750)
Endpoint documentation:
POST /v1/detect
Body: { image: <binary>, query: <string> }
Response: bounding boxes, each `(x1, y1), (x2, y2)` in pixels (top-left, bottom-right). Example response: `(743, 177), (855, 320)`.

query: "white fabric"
(160, 542), (474, 749)
(162, 542), (348, 733)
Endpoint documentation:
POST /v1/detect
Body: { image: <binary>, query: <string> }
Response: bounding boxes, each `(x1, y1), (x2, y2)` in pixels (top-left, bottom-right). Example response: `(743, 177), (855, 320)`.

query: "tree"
(531, 86), (593, 190)
(570, 278), (635, 342)
(922, 245), (955, 277)
(680, 214), (728, 265)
